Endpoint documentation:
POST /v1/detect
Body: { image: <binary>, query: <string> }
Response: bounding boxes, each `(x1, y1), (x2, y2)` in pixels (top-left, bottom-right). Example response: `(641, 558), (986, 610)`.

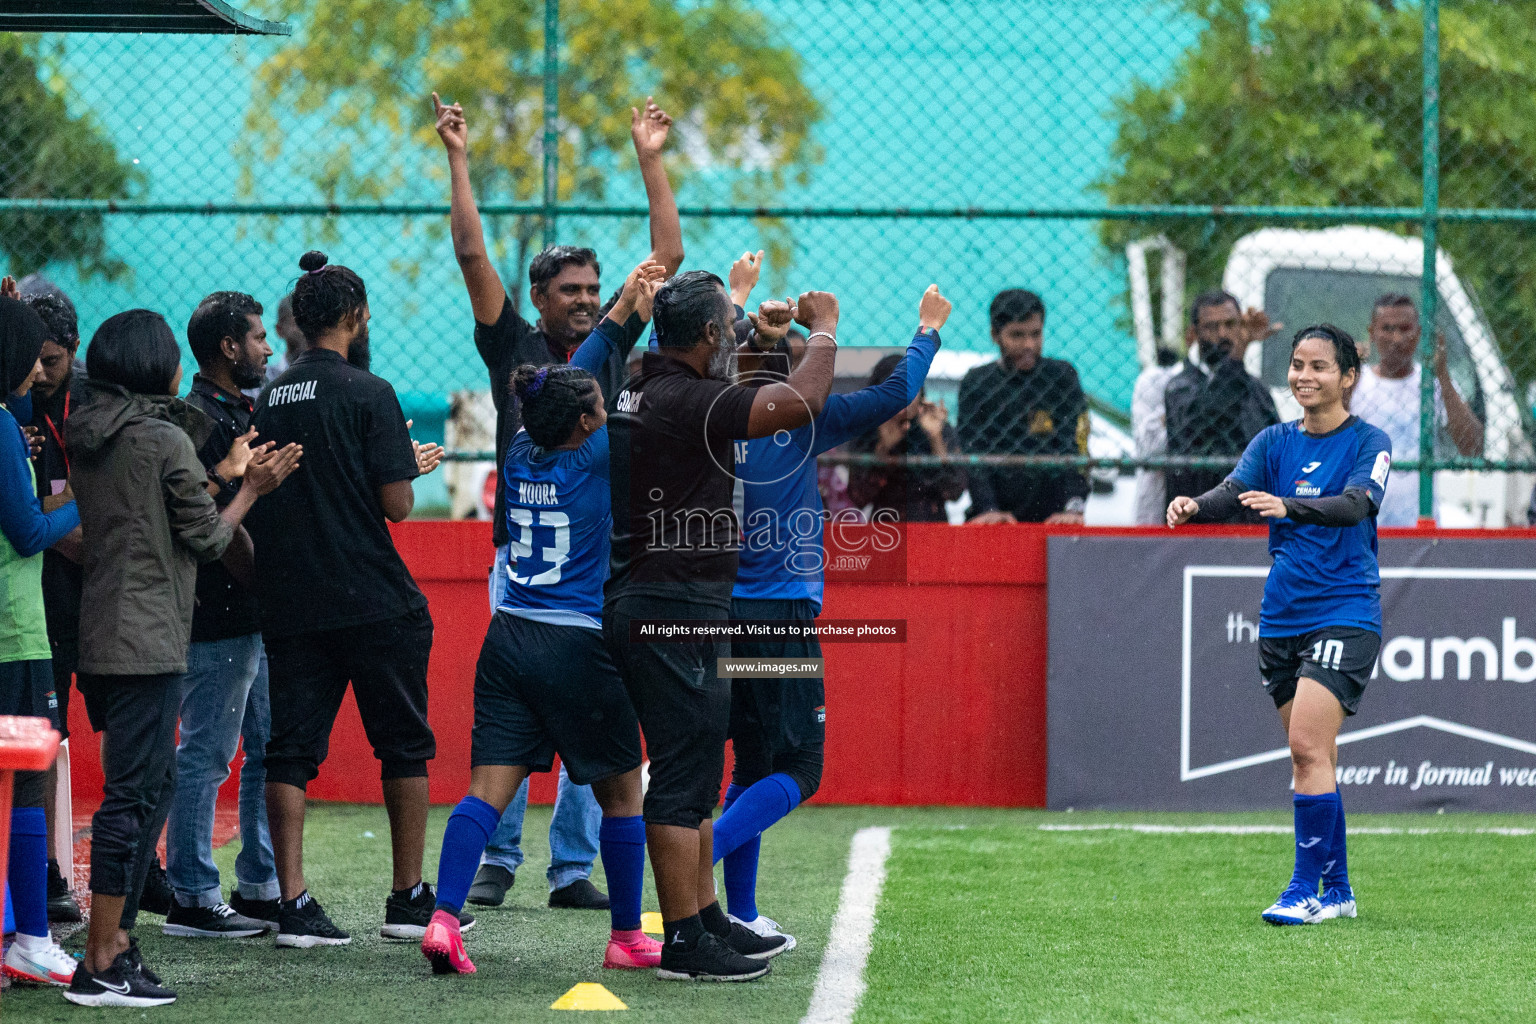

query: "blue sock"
(434, 796), (501, 914)
(715, 775), (801, 922)
(598, 815), (646, 932)
(8, 807), (49, 938)
(1322, 789), (1349, 891)
(713, 774), (800, 865)
(723, 834), (761, 922)
(1290, 792), (1341, 892)
(719, 783), (759, 921)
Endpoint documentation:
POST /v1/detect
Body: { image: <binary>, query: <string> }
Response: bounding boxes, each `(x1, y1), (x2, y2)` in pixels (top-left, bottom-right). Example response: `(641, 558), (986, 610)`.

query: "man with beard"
(604, 272), (839, 980)
(248, 252), (448, 947)
(159, 292), (284, 939)
(7, 276), (89, 922)
(432, 91), (684, 911)
(1163, 289), (1280, 504)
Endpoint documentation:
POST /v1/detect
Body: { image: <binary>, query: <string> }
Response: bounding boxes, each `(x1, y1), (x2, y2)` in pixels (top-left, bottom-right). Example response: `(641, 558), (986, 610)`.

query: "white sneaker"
(1261, 883), (1324, 926)
(727, 912), (797, 952)
(1316, 885), (1357, 921)
(3, 935), (79, 986)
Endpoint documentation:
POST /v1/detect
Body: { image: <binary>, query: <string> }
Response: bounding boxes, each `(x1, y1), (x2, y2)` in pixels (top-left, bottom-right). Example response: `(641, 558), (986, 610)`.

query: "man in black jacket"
(163, 291), (283, 939)
(17, 277), (88, 923)
(1163, 290), (1280, 503)
(958, 289), (1089, 524)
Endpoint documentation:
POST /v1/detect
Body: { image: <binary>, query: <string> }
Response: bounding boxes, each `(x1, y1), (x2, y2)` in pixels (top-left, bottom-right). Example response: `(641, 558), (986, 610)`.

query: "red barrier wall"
(64, 521), (1514, 809)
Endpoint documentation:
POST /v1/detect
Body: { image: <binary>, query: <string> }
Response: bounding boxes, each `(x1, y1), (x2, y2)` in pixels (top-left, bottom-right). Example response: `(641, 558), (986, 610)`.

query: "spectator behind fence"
(1130, 347), (1182, 525)
(957, 289), (1088, 524)
(847, 353), (965, 522)
(1164, 290), (1280, 507)
(1349, 294), (1484, 526)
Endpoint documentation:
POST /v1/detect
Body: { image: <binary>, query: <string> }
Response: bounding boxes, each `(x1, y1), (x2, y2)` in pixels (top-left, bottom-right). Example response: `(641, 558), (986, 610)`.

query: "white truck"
(1131, 226), (1534, 527)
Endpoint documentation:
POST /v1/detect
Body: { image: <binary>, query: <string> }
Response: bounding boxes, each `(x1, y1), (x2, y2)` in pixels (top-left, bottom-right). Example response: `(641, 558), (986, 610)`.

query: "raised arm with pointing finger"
(432, 90), (685, 548)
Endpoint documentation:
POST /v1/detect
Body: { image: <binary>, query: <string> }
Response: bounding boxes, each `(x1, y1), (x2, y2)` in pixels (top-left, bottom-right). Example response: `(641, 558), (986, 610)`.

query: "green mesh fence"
(3, 0), (1535, 524)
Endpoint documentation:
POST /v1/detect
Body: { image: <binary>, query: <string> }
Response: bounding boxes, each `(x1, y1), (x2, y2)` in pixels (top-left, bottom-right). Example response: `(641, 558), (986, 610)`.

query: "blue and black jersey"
(733, 329), (940, 611)
(494, 318), (623, 628)
(1228, 416), (1392, 636)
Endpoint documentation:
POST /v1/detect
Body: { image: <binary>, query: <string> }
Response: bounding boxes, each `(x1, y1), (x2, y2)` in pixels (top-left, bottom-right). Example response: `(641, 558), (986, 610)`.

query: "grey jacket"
(67, 381), (234, 675)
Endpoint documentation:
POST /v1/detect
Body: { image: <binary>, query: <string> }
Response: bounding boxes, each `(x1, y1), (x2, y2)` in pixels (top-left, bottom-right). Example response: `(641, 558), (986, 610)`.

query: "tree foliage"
(241, 0), (822, 283)
(0, 36), (141, 280)
(1096, 0), (1536, 382)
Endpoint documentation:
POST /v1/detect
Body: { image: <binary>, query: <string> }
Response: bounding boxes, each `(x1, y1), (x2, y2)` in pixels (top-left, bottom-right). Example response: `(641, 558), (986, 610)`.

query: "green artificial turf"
(11, 805), (1536, 1021)
(857, 814), (1536, 1024)
(8, 802), (864, 1022)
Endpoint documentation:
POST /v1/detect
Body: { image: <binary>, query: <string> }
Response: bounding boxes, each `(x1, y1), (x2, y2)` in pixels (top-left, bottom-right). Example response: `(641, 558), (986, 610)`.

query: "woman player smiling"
(1167, 324), (1392, 926)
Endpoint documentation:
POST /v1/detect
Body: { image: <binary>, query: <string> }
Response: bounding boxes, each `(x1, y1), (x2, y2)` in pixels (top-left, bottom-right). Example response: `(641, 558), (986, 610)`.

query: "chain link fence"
(3, 0), (1534, 523)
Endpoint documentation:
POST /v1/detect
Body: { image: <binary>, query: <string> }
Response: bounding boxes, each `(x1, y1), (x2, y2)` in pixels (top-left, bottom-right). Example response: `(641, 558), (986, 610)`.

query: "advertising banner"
(1047, 535), (1536, 811)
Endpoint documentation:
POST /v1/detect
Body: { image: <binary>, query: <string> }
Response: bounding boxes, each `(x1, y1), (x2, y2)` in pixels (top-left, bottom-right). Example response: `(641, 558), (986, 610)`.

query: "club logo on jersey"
(615, 390), (643, 413)
(1371, 451), (1392, 487)
(1028, 409), (1054, 435)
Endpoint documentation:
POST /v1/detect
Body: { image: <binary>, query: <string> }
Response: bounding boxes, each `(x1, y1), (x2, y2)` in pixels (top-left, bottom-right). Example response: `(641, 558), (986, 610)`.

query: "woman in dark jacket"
(62, 310), (300, 1008)
(847, 352), (967, 522)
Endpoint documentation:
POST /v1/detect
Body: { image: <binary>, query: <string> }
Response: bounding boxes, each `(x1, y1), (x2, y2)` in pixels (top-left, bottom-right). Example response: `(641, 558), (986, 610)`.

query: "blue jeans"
(480, 763), (601, 891)
(485, 545), (601, 890)
(165, 634), (279, 906)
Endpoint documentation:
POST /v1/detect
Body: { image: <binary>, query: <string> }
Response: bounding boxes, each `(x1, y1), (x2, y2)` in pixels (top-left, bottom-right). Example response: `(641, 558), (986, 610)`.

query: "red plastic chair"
(0, 716), (62, 942)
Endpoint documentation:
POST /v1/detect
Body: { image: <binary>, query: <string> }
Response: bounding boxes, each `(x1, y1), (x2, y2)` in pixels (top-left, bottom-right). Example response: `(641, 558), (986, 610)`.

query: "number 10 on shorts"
(1309, 638), (1345, 671)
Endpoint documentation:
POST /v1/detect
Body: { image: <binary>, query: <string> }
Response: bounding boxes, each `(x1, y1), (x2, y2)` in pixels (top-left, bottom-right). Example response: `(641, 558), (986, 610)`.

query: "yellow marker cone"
(550, 983), (628, 1011)
(640, 911), (663, 934)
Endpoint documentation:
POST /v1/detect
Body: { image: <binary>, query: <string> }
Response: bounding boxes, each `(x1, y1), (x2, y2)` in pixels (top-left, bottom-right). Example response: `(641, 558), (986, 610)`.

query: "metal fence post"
(1418, 0), (1440, 522)
(541, 0), (559, 249)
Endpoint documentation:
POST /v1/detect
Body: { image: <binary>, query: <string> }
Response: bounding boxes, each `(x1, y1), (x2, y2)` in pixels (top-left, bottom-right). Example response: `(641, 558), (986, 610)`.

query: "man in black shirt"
(432, 91), (683, 909)
(1163, 289), (1279, 504)
(605, 271), (840, 980)
(247, 252), (449, 949)
(958, 289), (1091, 524)
(161, 291), (285, 939)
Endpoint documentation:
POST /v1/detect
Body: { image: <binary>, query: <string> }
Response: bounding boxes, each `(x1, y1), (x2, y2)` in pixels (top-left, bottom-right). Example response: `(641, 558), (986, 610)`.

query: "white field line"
(800, 826), (893, 1024)
(1039, 823), (1536, 836)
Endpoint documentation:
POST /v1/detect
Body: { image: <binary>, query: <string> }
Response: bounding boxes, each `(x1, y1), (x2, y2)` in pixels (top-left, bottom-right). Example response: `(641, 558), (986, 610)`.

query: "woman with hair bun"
(246, 251), (449, 951)
(1167, 324), (1391, 929)
(422, 260), (664, 977)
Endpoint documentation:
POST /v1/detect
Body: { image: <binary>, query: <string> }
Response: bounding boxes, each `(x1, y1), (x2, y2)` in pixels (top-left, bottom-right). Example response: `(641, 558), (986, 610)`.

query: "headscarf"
(0, 296), (48, 397)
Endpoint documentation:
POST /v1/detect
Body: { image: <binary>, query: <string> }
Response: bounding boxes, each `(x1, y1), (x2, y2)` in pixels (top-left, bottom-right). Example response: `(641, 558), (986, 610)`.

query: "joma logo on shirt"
(267, 380), (317, 406)
(615, 391), (643, 413)
(518, 482), (559, 506)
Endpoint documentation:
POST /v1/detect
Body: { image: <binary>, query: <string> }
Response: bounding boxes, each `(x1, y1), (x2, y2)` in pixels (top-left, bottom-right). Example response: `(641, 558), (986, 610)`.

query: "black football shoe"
(548, 877), (609, 910)
(380, 882), (476, 940)
(656, 932), (771, 982)
(62, 950), (176, 1007)
(275, 891), (351, 948)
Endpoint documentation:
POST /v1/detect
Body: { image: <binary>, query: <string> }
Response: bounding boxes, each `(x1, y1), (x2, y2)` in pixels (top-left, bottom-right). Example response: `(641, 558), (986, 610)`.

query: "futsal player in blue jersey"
(422, 262), (668, 976)
(712, 284), (952, 946)
(1168, 324), (1391, 926)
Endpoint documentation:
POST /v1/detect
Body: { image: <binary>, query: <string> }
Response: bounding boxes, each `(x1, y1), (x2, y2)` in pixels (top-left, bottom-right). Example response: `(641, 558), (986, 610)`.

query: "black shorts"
(729, 597), (826, 756)
(472, 612), (642, 786)
(0, 658), (59, 807)
(1259, 626), (1381, 716)
(264, 607), (436, 789)
(604, 594), (731, 829)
